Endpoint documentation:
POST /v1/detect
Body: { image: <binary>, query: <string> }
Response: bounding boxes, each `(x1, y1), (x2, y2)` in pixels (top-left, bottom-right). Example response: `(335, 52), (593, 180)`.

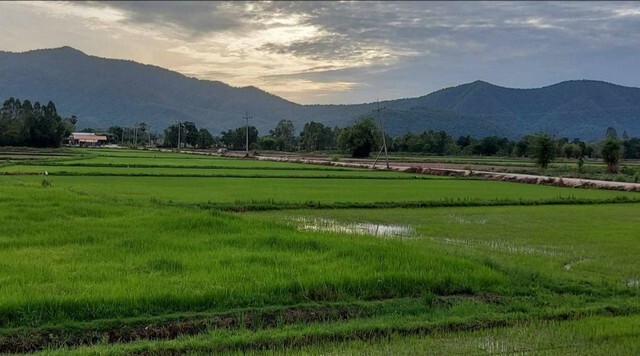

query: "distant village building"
(67, 132), (108, 147)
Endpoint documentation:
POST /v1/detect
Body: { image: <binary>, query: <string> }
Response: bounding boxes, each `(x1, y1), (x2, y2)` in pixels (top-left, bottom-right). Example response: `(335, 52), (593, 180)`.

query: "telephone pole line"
(371, 100), (390, 169)
(177, 121), (181, 150)
(243, 111), (253, 155)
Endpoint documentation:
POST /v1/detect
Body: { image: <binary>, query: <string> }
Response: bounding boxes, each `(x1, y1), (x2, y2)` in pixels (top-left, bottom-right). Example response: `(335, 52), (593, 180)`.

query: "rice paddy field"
(0, 148), (639, 354)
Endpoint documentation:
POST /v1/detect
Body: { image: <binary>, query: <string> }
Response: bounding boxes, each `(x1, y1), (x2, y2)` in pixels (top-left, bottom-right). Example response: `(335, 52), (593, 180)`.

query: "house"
(68, 132), (108, 147)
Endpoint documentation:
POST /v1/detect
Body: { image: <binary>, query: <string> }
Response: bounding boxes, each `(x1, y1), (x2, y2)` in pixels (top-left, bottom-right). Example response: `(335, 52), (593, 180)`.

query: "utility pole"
(177, 121), (181, 150)
(371, 100), (390, 169)
(134, 125), (137, 149)
(243, 111), (253, 155)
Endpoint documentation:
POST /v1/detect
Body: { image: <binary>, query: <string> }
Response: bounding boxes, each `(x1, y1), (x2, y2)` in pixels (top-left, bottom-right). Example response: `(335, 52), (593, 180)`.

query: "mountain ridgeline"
(1, 47), (639, 140)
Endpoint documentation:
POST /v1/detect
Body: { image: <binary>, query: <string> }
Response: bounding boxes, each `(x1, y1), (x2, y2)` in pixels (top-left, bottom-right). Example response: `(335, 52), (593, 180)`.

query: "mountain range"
(1, 46), (639, 140)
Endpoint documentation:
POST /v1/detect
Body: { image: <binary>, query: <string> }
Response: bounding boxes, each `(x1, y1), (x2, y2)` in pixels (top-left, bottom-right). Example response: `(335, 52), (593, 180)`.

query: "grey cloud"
(53, 1), (640, 103)
(83, 1), (640, 58)
(83, 1), (251, 36)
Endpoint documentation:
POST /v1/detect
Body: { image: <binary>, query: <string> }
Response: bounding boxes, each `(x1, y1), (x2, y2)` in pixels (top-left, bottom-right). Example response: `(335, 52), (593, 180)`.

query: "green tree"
(162, 124), (179, 147)
(221, 126), (258, 150)
(562, 143), (581, 159)
(61, 115), (78, 137)
(473, 136), (509, 156)
(623, 138), (640, 159)
(0, 98), (22, 145)
(269, 119), (297, 151)
(338, 117), (380, 158)
(601, 138), (622, 173)
(257, 136), (278, 150)
(0, 98), (68, 147)
(605, 127), (618, 140)
(531, 133), (556, 169)
(197, 128), (215, 149)
(515, 135), (535, 157)
(299, 121), (335, 151)
(182, 121), (199, 147)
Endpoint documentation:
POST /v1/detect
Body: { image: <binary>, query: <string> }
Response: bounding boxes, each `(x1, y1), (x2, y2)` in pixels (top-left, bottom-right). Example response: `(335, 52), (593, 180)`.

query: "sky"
(1, 1), (639, 104)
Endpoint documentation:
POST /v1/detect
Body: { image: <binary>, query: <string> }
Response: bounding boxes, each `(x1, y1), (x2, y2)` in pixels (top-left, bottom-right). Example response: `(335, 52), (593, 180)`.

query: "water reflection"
(292, 217), (416, 240)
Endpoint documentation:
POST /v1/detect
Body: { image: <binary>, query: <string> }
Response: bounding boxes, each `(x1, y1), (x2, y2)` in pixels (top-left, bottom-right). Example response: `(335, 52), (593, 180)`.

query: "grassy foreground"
(0, 148), (638, 353)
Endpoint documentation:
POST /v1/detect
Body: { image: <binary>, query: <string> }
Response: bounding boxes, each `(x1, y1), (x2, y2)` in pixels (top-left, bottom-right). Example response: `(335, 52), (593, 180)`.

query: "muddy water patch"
(291, 217), (416, 240)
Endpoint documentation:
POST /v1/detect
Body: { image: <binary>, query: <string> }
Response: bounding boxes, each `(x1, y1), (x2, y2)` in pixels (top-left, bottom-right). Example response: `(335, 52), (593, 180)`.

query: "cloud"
(1, 1), (640, 103)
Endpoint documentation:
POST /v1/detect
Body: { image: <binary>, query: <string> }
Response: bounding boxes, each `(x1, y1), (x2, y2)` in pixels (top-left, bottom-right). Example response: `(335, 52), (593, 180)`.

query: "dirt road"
(254, 154), (640, 192)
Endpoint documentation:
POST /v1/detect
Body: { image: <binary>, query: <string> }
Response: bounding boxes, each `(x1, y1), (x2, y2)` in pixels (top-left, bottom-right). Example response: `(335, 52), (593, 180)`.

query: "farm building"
(67, 132), (108, 147)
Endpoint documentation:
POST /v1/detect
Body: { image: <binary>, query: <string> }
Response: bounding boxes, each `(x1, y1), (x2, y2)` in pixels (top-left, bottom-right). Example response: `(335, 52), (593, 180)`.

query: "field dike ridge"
(0, 298), (444, 353)
(122, 306), (640, 355)
(151, 196), (640, 212)
(0, 171), (432, 180)
(18, 162), (352, 171)
(255, 156), (640, 192)
(5, 301), (638, 354)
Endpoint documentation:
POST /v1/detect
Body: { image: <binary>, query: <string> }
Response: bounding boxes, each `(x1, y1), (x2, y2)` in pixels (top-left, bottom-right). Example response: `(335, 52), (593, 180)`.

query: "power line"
(176, 121), (181, 150)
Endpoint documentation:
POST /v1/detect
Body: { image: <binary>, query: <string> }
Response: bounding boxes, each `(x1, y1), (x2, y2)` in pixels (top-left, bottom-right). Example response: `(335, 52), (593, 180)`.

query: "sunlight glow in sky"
(1, 1), (639, 104)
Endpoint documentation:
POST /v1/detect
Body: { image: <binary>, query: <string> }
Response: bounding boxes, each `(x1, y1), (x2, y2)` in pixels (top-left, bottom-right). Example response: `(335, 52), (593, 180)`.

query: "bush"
(531, 133), (556, 169)
(614, 174), (627, 182)
(337, 117), (381, 158)
(601, 138), (622, 173)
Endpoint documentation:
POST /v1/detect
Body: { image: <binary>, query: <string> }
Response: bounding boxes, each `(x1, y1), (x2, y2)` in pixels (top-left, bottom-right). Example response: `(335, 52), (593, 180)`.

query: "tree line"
(3, 96), (637, 174)
(0, 98), (76, 147)
(154, 117), (636, 173)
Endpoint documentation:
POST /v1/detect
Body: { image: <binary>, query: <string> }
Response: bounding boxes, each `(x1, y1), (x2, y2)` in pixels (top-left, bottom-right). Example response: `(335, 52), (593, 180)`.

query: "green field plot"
(0, 147), (84, 163)
(49, 154), (330, 169)
(0, 186), (515, 327)
(1, 148), (639, 353)
(253, 204), (640, 286)
(0, 164), (417, 178)
(0, 175), (636, 208)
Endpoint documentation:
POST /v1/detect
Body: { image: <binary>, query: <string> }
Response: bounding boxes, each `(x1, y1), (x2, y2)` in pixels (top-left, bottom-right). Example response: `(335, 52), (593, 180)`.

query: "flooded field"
(292, 216), (416, 239)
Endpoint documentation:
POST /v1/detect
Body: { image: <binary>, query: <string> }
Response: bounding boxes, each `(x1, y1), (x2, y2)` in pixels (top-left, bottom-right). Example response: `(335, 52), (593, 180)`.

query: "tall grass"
(0, 185), (517, 328)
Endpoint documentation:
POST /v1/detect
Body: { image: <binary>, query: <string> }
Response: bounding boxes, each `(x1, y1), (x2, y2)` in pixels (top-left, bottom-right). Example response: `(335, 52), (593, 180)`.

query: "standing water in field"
(292, 217), (415, 240)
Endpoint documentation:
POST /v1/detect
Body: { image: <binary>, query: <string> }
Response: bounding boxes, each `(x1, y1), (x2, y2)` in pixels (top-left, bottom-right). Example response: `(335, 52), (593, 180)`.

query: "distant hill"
(1, 47), (639, 140)
(384, 80), (640, 139)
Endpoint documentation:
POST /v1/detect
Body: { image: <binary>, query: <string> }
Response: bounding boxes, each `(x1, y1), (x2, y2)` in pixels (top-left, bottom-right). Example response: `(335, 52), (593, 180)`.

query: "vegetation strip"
(0, 301), (379, 353)
(19, 162), (352, 171)
(1, 298), (637, 353)
(135, 307), (638, 355)
(157, 196), (640, 212)
(419, 167), (640, 192)
(0, 172), (433, 180)
(257, 156), (640, 191)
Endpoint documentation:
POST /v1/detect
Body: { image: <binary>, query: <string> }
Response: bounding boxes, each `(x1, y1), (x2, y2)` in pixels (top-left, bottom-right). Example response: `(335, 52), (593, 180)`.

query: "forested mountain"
(1, 47), (639, 140)
(384, 80), (640, 139)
